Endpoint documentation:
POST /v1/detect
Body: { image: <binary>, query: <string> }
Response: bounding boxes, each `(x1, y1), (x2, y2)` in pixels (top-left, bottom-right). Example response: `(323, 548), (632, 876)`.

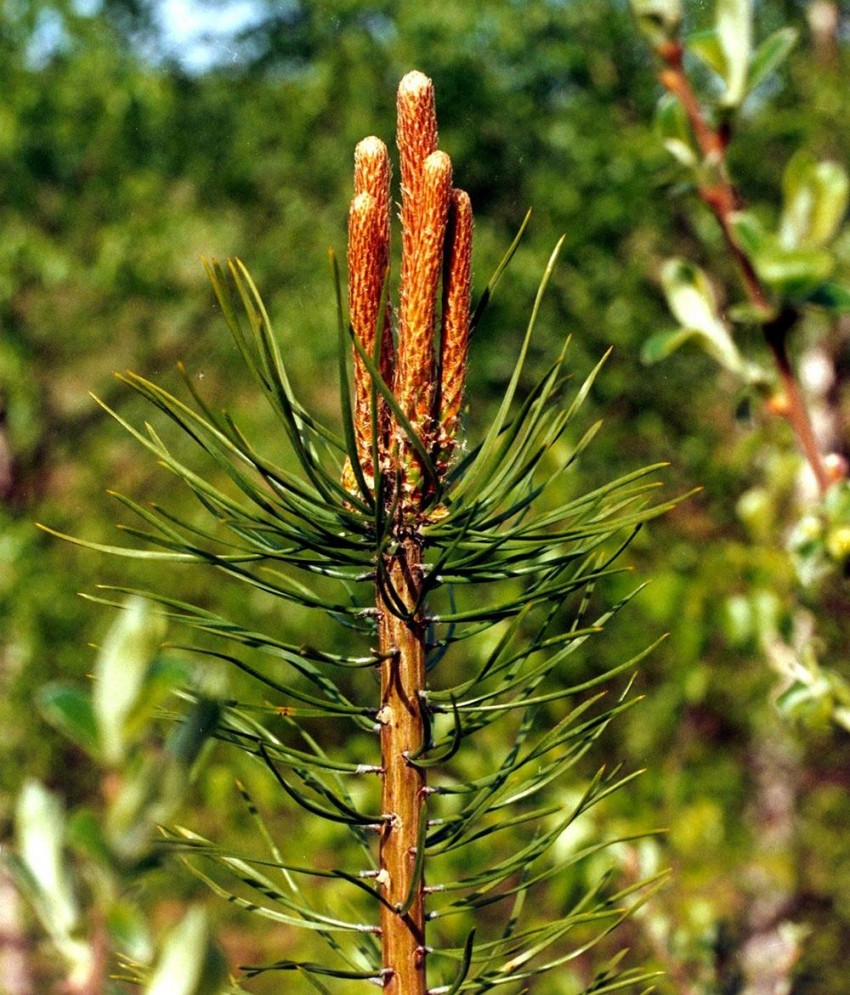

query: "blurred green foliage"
(2, 0), (850, 991)
(6, 598), (226, 993)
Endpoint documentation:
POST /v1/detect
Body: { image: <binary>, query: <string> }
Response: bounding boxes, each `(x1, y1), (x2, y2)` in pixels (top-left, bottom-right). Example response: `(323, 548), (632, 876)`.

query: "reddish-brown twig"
(657, 41), (833, 493)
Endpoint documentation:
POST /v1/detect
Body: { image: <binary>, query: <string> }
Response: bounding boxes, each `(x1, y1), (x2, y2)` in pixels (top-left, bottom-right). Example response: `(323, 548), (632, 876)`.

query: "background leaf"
(747, 26), (798, 93)
(93, 596), (167, 765)
(716, 0), (753, 106)
(37, 683), (100, 758)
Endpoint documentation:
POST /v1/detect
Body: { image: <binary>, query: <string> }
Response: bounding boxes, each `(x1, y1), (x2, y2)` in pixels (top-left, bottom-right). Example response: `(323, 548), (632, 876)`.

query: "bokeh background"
(2, 1), (850, 991)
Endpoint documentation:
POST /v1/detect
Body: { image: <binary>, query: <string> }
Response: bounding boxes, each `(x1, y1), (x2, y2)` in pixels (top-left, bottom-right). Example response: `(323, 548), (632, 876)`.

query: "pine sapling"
(43, 70), (677, 993)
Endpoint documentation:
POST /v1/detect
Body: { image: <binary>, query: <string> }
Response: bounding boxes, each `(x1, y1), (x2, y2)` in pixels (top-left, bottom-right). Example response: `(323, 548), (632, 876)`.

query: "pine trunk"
(378, 538), (427, 994)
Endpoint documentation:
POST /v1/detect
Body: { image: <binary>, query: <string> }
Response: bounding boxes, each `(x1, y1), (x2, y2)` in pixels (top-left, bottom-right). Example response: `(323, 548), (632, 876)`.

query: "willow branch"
(657, 41), (832, 494)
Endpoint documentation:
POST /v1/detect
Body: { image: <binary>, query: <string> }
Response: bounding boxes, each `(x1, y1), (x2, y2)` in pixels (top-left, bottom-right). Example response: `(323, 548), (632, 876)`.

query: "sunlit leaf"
(716, 0), (752, 107)
(12, 781), (86, 966)
(753, 244), (835, 297)
(93, 596), (166, 765)
(657, 258), (745, 373)
(780, 151), (849, 249)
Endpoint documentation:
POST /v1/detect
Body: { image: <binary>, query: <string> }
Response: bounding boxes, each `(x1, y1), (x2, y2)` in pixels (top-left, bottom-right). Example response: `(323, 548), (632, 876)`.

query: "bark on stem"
(766, 319), (833, 494)
(378, 539), (427, 994)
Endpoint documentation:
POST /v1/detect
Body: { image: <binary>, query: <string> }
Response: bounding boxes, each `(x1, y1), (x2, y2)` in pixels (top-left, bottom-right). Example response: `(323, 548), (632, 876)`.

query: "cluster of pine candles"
(344, 69), (473, 993)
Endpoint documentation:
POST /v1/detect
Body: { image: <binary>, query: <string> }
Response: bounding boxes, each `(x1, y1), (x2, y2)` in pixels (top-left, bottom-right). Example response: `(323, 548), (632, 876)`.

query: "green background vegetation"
(2, 0), (849, 990)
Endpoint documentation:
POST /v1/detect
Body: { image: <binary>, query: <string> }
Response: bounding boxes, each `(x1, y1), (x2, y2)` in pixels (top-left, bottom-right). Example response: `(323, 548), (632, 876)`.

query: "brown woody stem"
(378, 539), (427, 994)
(658, 43), (833, 493)
(657, 43), (726, 160)
(765, 314), (832, 494)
